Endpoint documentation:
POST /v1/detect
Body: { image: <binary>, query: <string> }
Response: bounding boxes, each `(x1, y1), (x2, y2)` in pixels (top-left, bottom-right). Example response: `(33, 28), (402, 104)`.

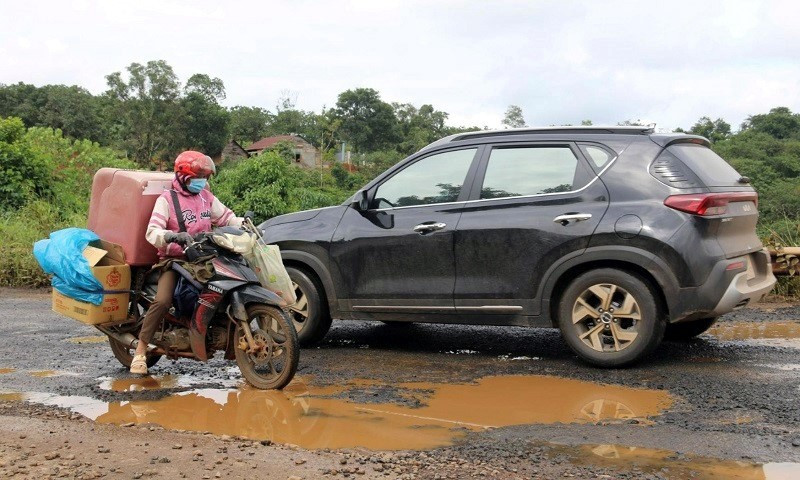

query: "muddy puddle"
(0, 368), (14, 374)
(706, 321), (800, 349)
(554, 443), (799, 480)
(1, 374), (671, 450)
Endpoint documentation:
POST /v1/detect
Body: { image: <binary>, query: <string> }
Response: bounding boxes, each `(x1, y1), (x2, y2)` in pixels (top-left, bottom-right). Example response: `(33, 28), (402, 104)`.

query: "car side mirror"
(352, 190), (370, 211)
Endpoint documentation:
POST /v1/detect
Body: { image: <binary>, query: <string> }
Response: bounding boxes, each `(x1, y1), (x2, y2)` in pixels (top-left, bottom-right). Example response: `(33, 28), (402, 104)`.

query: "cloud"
(0, 0), (798, 131)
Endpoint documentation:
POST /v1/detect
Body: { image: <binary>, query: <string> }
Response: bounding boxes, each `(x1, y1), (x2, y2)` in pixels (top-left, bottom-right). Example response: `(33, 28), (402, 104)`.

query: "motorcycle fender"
(229, 286), (286, 322)
(189, 289), (223, 362)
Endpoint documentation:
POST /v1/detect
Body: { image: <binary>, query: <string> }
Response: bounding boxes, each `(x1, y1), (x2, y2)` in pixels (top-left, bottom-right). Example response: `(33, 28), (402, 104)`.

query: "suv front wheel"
(557, 268), (665, 367)
(286, 266), (332, 346)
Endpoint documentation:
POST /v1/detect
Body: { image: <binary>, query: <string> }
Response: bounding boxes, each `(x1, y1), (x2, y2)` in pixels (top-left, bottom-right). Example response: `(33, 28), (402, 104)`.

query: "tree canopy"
(334, 88), (399, 152)
(502, 105), (526, 128)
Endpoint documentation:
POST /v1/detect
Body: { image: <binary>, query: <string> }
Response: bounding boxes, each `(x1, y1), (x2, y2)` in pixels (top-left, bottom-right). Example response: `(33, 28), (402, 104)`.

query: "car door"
(330, 147), (481, 314)
(453, 142), (610, 317)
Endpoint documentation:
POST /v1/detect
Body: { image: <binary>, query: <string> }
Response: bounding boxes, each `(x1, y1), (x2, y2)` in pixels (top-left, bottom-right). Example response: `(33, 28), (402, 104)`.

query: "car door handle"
(413, 222), (447, 234)
(553, 213), (592, 225)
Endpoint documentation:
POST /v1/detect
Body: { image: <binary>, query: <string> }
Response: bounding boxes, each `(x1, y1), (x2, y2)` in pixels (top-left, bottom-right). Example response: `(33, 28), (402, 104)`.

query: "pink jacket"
(146, 178), (242, 258)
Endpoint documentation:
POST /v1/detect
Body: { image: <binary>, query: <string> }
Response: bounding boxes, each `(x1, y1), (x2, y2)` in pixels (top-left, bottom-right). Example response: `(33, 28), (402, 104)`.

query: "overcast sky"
(1, 0), (799, 130)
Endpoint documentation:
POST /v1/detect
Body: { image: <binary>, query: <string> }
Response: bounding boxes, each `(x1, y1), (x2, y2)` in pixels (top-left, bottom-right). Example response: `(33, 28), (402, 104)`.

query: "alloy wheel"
(288, 281), (309, 333)
(571, 283), (641, 352)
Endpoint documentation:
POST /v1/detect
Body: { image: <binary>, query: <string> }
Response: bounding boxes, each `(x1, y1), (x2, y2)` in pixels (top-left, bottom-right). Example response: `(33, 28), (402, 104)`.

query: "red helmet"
(174, 151), (216, 179)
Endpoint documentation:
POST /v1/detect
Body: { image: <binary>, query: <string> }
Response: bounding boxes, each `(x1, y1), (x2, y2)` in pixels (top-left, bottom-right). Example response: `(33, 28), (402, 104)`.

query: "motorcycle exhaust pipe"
(98, 328), (139, 349)
(97, 327), (198, 359)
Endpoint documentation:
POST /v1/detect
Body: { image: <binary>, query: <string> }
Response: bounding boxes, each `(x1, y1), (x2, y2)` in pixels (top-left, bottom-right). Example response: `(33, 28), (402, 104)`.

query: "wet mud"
(553, 443), (800, 480)
(4, 374), (671, 450)
(707, 321), (800, 340)
(3, 291), (800, 474)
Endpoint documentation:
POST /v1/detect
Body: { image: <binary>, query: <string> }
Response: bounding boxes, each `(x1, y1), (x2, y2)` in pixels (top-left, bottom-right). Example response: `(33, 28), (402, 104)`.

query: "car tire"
(664, 317), (717, 341)
(286, 266), (332, 346)
(557, 268), (665, 368)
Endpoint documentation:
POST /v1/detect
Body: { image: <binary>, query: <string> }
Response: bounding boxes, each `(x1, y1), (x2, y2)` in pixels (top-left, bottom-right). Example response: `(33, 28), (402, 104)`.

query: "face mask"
(187, 178), (207, 193)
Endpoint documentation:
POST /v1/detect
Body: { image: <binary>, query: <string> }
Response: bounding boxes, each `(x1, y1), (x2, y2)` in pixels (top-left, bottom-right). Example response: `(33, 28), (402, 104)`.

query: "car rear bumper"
(708, 261), (776, 316)
(671, 248), (776, 323)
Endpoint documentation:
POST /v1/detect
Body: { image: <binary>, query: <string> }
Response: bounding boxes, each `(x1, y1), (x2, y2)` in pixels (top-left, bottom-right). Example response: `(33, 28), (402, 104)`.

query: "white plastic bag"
(242, 241), (296, 306)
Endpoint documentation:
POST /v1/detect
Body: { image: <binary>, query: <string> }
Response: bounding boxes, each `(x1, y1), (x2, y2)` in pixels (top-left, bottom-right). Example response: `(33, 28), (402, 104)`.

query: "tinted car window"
(480, 146), (587, 199)
(374, 148), (476, 208)
(668, 144), (742, 187)
(580, 144), (614, 169)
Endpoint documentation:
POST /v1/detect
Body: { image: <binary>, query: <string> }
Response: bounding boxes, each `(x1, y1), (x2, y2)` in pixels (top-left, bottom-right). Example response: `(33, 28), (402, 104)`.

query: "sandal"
(130, 354), (148, 375)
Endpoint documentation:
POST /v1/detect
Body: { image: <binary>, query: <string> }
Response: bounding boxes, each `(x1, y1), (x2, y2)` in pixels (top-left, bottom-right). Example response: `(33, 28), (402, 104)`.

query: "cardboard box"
(51, 240), (131, 325)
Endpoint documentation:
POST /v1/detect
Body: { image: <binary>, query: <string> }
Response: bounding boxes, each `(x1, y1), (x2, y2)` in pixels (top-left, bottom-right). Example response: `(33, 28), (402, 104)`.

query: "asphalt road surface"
(1, 288), (799, 479)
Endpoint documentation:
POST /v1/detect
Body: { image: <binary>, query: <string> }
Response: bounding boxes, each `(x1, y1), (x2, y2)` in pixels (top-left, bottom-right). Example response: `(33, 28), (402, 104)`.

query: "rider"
(131, 151), (245, 374)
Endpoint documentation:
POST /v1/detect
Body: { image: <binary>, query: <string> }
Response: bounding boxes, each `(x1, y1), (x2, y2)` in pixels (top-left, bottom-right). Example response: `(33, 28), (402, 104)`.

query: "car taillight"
(664, 192), (758, 216)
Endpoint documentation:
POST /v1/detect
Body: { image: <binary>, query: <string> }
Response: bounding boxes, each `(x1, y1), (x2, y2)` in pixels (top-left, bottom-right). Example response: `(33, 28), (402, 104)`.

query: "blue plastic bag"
(33, 228), (104, 305)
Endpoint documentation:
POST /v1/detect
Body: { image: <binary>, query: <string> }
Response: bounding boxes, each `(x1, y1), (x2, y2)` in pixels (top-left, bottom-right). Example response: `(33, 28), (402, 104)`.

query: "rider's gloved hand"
(243, 211), (255, 223)
(165, 232), (193, 245)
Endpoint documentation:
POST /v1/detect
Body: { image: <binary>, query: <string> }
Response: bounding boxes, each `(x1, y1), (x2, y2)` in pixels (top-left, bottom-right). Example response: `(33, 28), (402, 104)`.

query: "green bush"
(0, 117), (52, 210)
(213, 152), (354, 222)
(0, 119), (132, 287)
(24, 126), (134, 214)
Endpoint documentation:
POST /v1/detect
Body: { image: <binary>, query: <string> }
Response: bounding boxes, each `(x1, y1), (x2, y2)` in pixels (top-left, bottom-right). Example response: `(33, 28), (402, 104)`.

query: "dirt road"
(1, 288), (799, 479)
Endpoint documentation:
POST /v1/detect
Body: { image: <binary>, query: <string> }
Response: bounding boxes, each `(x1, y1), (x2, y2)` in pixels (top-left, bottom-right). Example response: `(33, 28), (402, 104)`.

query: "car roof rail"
(450, 126), (655, 142)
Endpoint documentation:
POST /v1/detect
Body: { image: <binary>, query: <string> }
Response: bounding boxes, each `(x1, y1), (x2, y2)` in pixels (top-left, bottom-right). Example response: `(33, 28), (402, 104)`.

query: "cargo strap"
(169, 190), (187, 233)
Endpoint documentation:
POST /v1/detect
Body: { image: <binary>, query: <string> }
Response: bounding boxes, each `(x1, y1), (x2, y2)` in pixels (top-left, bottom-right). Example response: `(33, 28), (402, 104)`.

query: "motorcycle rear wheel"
(108, 335), (162, 369)
(234, 304), (299, 390)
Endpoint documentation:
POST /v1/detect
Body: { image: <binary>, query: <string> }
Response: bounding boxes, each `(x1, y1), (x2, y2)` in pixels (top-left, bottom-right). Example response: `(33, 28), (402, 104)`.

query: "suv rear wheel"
(557, 268), (665, 367)
(286, 266), (332, 346)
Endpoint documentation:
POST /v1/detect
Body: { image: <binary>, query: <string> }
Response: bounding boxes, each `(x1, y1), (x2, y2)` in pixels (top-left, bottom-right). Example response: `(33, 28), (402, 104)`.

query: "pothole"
(551, 442), (799, 480)
(97, 374), (239, 392)
(28, 370), (79, 378)
(706, 321), (800, 349)
(0, 374), (672, 450)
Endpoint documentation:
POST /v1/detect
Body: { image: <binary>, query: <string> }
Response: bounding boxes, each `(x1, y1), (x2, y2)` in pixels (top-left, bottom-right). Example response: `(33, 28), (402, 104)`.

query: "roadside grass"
(0, 201), (85, 288)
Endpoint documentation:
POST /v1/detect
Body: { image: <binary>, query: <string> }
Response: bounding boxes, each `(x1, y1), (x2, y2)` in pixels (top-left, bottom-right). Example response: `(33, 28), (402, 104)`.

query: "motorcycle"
(96, 223), (299, 389)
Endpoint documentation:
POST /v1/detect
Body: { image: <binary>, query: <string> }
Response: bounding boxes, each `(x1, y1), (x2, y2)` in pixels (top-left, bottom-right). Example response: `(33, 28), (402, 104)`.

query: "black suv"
(260, 126), (776, 366)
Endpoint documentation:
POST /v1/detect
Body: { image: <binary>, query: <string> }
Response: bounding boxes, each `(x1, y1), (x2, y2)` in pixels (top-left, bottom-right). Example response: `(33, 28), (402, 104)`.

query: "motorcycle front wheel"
(234, 304), (299, 390)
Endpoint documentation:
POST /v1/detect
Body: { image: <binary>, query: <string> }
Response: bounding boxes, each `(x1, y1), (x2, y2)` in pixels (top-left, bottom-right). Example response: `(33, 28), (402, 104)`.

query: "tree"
(0, 82), (47, 127)
(40, 85), (108, 142)
(267, 108), (318, 141)
(229, 106), (273, 145)
(184, 74), (226, 102)
(742, 107), (800, 140)
(105, 60), (183, 165)
(334, 88), (399, 152)
(0, 83), (107, 142)
(581, 119), (593, 126)
(393, 103), (450, 154)
(178, 73), (230, 157)
(502, 105), (526, 128)
(688, 116), (731, 143)
(180, 91), (230, 157)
